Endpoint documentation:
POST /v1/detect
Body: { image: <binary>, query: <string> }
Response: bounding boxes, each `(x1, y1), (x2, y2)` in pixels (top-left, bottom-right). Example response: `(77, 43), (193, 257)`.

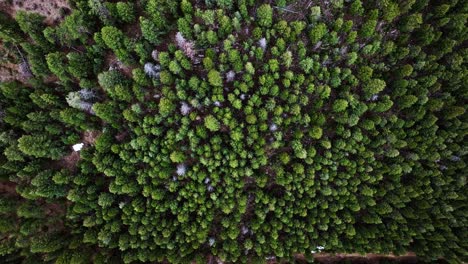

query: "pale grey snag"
(151, 50), (159, 61)
(259, 37), (267, 50)
(226, 70), (235, 82)
(66, 90), (95, 114)
(269, 123), (278, 132)
(144, 62), (161, 79)
(180, 102), (192, 116)
(175, 32), (196, 59)
(176, 163), (187, 176)
(208, 237), (215, 246)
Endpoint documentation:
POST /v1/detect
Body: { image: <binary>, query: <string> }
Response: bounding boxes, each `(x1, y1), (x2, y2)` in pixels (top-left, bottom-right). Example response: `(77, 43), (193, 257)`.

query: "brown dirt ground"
(0, 41), (19, 82)
(256, 253), (419, 264)
(0, 61), (17, 82)
(83, 130), (101, 145)
(195, 252), (418, 264)
(105, 53), (135, 78)
(0, 0), (70, 82)
(278, 0), (314, 22)
(305, 253), (418, 264)
(3, 0), (70, 25)
(0, 181), (17, 196)
(55, 130), (100, 171)
(60, 151), (80, 171)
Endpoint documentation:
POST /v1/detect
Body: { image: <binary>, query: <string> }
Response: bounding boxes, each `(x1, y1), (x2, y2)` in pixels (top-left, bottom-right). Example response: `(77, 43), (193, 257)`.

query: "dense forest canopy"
(0, 0), (466, 263)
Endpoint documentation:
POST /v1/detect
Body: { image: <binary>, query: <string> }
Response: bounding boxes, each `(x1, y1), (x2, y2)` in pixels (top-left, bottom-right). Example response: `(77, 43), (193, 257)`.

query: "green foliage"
(1, 1), (466, 263)
(363, 79), (386, 97)
(18, 135), (65, 160)
(170, 151), (186, 163)
(98, 70), (122, 88)
(67, 52), (93, 79)
(100, 26), (132, 63)
(0, 11), (23, 43)
(360, 19), (377, 38)
(350, 0), (364, 16)
(158, 97), (175, 116)
(309, 6), (321, 21)
(207, 69), (222, 86)
(140, 17), (161, 45)
(309, 23), (327, 43)
(382, 0), (400, 22)
(51, 10), (91, 46)
(445, 106), (465, 119)
(204, 115), (220, 131)
(332, 99), (348, 112)
(400, 13), (423, 32)
(116, 2), (135, 23)
(93, 102), (120, 125)
(181, 0), (193, 15)
(46, 52), (69, 81)
(358, 66), (373, 82)
(30, 234), (63, 253)
(257, 4), (273, 28)
(15, 11), (49, 48)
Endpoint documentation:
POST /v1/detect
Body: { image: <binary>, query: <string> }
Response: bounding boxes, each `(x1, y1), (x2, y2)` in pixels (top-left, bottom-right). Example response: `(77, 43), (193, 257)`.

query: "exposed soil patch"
(59, 151), (80, 172)
(105, 53), (135, 78)
(278, 0), (314, 22)
(54, 130), (100, 171)
(3, 0), (70, 25)
(0, 1), (13, 15)
(294, 252), (418, 264)
(124, 22), (142, 39)
(0, 181), (17, 196)
(0, 61), (17, 82)
(43, 74), (60, 84)
(0, 0), (69, 82)
(115, 131), (129, 142)
(44, 201), (66, 217)
(0, 43), (20, 82)
(83, 130), (101, 145)
(1, 52), (33, 83)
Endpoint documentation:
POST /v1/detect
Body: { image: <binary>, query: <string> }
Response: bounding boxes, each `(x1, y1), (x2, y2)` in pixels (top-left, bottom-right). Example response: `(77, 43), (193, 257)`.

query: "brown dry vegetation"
(0, 41), (19, 82)
(196, 252), (419, 264)
(105, 53), (136, 78)
(0, 0), (69, 82)
(83, 130), (101, 145)
(0, 60), (18, 82)
(2, 0), (70, 25)
(59, 151), (80, 171)
(304, 253), (418, 264)
(56, 130), (101, 171)
(277, 0), (315, 22)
